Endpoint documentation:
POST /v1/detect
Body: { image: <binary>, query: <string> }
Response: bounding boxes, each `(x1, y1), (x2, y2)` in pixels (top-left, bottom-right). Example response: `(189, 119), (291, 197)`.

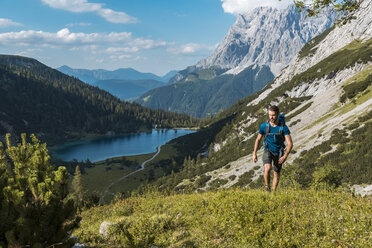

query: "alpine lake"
(50, 129), (196, 162)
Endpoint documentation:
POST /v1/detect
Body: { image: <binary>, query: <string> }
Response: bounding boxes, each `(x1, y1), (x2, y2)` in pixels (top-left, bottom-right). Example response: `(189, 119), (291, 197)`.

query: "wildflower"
(332, 239), (336, 243)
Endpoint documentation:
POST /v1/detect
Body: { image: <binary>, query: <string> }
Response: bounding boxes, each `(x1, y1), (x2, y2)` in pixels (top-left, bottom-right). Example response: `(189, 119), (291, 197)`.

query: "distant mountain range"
(94, 79), (166, 101)
(138, 4), (336, 117)
(57, 66), (177, 100)
(57, 65), (177, 84)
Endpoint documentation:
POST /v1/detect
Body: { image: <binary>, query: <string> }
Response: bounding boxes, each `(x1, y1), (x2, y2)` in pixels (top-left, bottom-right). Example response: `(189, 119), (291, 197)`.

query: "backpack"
(263, 114), (286, 155)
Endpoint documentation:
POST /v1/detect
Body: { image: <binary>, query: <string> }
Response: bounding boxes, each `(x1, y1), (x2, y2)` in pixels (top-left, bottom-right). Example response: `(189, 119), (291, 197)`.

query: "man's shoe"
(265, 185), (271, 192)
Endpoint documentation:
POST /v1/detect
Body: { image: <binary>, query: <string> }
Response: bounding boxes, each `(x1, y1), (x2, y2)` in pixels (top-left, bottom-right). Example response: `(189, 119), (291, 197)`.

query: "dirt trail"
(99, 145), (162, 204)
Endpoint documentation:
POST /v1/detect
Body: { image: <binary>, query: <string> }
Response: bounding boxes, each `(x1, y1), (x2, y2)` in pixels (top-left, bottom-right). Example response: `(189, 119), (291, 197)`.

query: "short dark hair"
(268, 105), (279, 114)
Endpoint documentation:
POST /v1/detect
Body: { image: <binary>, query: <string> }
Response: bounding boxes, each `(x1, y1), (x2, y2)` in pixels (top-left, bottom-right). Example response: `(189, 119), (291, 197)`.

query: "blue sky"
(0, 0), (292, 75)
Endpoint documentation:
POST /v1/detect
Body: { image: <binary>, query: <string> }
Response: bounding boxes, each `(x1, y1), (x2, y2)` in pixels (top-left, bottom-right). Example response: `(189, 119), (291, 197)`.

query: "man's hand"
(278, 154), (287, 165)
(253, 153), (257, 163)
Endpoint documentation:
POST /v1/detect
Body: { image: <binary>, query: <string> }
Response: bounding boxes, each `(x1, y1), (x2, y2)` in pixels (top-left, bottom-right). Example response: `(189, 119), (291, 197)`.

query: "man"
(252, 105), (293, 192)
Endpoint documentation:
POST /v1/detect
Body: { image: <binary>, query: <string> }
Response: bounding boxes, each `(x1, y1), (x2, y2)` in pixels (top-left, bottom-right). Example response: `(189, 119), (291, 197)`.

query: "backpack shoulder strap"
(264, 120), (270, 138)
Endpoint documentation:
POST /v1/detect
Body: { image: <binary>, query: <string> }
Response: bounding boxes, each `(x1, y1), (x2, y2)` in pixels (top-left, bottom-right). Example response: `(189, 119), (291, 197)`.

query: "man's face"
(268, 110), (278, 123)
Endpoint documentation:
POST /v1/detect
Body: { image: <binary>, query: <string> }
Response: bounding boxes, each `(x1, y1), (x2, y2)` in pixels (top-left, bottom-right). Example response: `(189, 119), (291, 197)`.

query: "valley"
(0, 0), (371, 247)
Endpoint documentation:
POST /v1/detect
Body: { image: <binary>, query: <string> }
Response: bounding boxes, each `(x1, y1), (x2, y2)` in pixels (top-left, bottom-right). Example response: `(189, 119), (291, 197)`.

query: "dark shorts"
(262, 150), (282, 173)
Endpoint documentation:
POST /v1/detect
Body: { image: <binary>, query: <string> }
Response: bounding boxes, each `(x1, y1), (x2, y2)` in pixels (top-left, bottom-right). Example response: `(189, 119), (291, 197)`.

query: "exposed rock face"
(249, 0), (372, 106)
(99, 221), (115, 238)
(197, 4), (336, 76)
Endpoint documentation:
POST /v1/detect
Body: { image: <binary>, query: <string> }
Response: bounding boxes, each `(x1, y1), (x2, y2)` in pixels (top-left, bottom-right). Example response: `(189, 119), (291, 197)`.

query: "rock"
(99, 221), (115, 238)
(72, 243), (84, 248)
(353, 184), (372, 197)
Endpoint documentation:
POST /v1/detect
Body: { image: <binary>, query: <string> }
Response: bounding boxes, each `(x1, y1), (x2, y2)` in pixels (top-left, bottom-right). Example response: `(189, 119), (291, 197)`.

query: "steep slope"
(0, 56), (197, 145)
(137, 65), (274, 117)
(145, 0), (372, 193)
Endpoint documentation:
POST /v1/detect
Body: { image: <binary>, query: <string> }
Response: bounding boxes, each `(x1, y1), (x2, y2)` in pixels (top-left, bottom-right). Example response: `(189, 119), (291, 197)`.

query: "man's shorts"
(262, 150), (282, 173)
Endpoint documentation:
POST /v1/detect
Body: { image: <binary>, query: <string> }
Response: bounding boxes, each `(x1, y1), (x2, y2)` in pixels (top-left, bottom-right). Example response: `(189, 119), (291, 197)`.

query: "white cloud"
(167, 43), (215, 55)
(106, 47), (139, 53)
(0, 28), (168, 57)
(66, 22), (92, 27)
(41, 0), (137, 23)
(0, 18), (23, 28)
(15, 48), (42, 57)
(221, 0), (293, 14)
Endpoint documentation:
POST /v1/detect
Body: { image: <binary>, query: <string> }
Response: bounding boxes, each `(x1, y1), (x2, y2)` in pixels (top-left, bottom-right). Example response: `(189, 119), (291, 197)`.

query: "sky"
(0, 0), (292, 76)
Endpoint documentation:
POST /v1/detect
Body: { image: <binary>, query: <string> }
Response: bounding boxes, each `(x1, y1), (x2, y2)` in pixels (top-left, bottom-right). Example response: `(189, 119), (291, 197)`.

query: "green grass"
(74, 188), (372, 247)
(82, 153), (155, 197)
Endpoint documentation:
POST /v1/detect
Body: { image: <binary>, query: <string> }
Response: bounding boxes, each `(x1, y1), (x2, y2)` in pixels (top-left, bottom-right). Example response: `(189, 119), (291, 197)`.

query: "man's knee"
(273, 171), (280, 179)
(264, 163), (271, 173)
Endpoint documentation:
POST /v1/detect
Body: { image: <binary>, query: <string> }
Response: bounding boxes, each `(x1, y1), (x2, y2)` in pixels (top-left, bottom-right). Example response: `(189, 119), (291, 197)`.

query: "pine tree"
(72, 165), (85, 209)
(0, 133), (80, 247)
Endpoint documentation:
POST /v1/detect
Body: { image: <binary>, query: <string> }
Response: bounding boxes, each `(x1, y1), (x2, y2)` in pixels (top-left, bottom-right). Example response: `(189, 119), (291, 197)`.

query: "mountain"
(0, 56), (197, 146)
(93, 79), (166, 101)
(136, 0), (372, 194)
(139, 4), (336, 118)
(197, 4), (336, 76)
(57, 65), (177, 84)
(137, 65), (274, 117)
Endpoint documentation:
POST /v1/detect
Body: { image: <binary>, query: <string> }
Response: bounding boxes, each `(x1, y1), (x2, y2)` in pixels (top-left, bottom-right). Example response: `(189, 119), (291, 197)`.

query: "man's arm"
(279, 134), (293, 164)
(252, 133), (263, 163)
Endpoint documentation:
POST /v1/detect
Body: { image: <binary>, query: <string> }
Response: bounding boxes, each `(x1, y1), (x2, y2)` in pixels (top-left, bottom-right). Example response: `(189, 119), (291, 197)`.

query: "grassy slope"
(81, 153), (155, 197)
(75, 188), (372, 247)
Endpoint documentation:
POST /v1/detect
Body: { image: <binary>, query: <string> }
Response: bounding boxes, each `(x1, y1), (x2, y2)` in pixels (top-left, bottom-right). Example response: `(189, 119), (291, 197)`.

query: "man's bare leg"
(272, 171), (280, 191)
(264, 163), (272, 191)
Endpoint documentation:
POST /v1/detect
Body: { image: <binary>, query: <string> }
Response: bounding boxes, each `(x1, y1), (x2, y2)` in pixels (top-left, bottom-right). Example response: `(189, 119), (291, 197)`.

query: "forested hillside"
(0, 55), (198, 145)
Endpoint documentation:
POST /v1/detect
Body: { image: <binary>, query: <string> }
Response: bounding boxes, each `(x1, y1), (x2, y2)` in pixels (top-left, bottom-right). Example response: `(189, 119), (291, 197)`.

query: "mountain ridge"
(57, 65), (177, 84)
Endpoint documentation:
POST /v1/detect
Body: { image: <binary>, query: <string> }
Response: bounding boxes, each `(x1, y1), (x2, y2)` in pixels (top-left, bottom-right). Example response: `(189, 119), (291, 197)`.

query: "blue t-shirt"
(259, 122), (290, 155)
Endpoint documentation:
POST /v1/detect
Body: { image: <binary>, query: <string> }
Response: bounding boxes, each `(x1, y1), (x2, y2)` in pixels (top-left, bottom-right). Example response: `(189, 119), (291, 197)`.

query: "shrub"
(312, 165), (342, 190)
(0, 134), (79, 247)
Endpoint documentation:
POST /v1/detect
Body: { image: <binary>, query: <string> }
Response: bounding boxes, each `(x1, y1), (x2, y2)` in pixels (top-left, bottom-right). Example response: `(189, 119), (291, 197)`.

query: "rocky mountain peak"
(197, 4), (336, 76)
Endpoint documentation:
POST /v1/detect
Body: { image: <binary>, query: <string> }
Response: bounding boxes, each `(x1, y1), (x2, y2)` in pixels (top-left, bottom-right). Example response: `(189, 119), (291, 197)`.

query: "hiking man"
(252, 105), (293, 192)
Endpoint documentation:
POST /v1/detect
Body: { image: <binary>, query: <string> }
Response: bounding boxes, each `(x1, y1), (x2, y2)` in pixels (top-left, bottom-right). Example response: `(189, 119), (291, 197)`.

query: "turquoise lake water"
(50, 129), (195, 162)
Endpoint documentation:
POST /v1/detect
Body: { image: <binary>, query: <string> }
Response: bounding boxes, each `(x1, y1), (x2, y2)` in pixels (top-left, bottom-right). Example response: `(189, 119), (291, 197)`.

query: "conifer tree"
(0, 133), (80, 247)
(72, 165), (85, 209)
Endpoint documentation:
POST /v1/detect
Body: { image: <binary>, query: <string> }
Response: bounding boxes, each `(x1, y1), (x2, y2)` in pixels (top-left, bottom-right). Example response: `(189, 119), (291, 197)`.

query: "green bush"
(0, 134), (79, 247)
(340, 74), (372, 103)
(312, 164), (342, 190)
(195, 175), (212, 188)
